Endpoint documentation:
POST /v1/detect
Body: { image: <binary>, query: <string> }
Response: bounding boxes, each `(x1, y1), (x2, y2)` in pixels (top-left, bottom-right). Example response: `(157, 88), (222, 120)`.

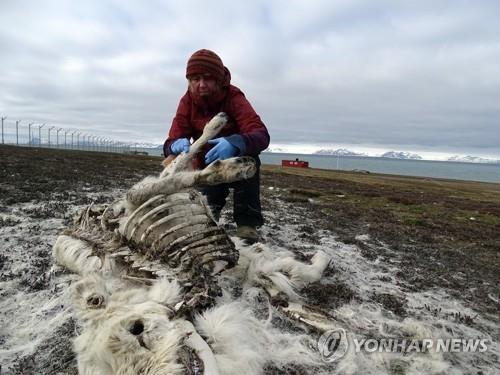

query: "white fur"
(238, 244), (331, 301)
(53, 111), (335, 374)
(126, 112), (256, 207)
(56, 220), (333, 374)
(126, 158), (256, 207)
(147, 278), (183, 306)
(75, 302), (185, 375)
(70, 268), (328, 375)
(160, 112), (229, 178)
(73, 276), (186, 374)
(53, 235), (105, 275)
(195, 302), (321, 374)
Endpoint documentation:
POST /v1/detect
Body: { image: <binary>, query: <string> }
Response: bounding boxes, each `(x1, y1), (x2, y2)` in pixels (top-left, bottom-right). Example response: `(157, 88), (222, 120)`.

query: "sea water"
(260, 153), (500, 184)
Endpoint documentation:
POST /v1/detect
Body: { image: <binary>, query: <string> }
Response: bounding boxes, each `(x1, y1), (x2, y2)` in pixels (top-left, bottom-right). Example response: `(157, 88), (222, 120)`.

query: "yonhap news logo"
(317, 329), (349, 362)
(317, 329), (489, 363)
(352, 337), (489, 354)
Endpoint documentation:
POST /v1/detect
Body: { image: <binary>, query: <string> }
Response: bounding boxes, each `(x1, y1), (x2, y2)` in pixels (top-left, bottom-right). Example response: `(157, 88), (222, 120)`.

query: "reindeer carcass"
(53, 113), (335, 374)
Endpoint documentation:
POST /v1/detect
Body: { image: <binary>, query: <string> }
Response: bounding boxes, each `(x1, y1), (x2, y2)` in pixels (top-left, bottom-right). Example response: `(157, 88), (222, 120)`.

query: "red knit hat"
(186, 49), (225, 83)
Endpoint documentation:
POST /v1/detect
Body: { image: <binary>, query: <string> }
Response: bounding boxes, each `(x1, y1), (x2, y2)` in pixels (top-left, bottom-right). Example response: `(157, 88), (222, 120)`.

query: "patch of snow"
(1, 187), (498, 374)
(355, 234), (371, 242)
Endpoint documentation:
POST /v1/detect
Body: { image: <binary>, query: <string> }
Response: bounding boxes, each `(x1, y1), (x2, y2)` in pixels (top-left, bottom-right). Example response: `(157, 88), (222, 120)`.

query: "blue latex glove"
(205, 137), (239, 164)
(170, 138), (190, 155)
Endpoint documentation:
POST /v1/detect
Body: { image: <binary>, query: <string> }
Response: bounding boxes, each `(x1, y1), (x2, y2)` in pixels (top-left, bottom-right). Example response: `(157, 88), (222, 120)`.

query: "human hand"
(205, 137), (239, 164)
(170, 138), (190, 154)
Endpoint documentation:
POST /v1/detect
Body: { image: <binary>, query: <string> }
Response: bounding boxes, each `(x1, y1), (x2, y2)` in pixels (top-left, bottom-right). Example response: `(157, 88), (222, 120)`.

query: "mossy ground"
(261, 165), (500, 315)
(1, 145), (498, 316)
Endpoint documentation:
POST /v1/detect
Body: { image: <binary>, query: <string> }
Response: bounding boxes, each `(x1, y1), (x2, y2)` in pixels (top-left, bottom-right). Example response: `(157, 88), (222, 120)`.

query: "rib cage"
(57, 112), (248, 313)
(121, 190), (237, 272)
(118, 189), (239, 313)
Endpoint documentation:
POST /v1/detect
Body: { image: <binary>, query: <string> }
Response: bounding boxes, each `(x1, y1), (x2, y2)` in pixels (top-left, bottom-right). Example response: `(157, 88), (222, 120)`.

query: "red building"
(281, 159), (309, 168)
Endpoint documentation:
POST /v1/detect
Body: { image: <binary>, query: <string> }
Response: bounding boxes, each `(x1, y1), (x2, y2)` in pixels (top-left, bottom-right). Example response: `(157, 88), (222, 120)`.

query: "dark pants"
(199, 156), (264, 227)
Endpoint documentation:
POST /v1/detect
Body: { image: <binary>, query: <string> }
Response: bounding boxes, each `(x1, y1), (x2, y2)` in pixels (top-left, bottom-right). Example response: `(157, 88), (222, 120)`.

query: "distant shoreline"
(260, 152), (500, 184)
(262, 151), (500, 166)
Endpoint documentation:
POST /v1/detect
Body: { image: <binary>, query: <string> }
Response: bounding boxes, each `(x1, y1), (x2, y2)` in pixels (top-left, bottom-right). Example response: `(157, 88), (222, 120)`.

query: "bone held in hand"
(127, 157), (256, 206)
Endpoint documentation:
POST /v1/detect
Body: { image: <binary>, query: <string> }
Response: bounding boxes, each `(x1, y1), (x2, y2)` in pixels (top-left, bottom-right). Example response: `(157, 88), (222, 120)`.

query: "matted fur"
(53, 113), (333, 374)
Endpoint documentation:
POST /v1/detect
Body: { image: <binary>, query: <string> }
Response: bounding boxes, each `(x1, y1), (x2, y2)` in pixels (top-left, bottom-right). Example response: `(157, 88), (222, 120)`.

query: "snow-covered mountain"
(131, 142), (163, 149)
(380, 151), (422, 160)
(264, 147), (287, 153)
(314, 148), (366, 156)
(152, 142), (498, 164)
(447, 155), (500, 164)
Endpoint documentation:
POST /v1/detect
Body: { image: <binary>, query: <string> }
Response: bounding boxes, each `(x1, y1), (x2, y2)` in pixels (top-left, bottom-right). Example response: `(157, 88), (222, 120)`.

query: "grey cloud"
(0, 0), (499, 155)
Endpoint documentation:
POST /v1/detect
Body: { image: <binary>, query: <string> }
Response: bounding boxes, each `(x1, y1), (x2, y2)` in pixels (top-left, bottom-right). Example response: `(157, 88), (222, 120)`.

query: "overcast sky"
(1, 0), (499, 158)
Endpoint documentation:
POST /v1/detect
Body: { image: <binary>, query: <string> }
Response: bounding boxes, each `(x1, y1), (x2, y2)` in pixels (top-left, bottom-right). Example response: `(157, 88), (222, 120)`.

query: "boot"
(236, 225), (259, 244)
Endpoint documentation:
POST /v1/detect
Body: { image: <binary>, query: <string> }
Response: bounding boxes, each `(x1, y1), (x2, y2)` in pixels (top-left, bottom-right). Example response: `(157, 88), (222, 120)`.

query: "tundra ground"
(0, 145), (498, 374)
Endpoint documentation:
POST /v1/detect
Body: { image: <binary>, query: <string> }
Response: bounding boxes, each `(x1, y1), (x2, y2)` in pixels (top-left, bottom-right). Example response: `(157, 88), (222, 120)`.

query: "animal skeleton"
(53, 112), (335, 374)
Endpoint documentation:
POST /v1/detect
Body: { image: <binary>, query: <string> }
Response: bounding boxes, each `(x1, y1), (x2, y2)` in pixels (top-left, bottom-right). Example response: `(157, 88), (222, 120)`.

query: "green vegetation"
(261, 164), (499, 315)
(262, 165), (500, 243)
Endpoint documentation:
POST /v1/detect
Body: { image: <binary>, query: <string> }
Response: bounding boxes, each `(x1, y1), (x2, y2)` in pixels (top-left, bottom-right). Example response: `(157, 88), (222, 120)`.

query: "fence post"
(1, 116), (6, 144)
(28, 123), (34, 146)
(16, 120), (21, 145)
(56, 128), (62, 148)
(38, 124), (46, 146)
(1, 117), (7, 144)
(48, 126), (55, 147)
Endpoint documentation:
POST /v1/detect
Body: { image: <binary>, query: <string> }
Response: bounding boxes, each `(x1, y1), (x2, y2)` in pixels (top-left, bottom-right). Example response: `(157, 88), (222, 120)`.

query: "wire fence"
(0, 115), (152, 155)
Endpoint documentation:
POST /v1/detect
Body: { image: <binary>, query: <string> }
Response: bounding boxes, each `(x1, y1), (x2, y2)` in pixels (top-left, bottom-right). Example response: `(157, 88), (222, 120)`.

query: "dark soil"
(1, 145), (499, 373)
(3, 145), (495, 314)
(300, 281), (357, 309)
(260, 165), (500, 317)
(7, 318), (78, 375)
(0, 145), (161, 206)
(372, 293), (407, 317)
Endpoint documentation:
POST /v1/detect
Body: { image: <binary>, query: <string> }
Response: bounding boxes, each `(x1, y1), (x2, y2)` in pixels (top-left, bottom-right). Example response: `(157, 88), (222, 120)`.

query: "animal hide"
(53, 112), (333, 374)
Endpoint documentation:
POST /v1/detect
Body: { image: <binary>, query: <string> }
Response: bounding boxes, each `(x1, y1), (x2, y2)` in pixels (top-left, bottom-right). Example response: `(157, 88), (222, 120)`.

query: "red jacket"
(164, 84), (270, 169)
